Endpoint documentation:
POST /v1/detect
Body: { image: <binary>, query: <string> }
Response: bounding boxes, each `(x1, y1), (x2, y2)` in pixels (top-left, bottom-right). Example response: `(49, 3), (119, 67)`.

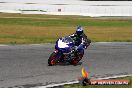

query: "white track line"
(38, 81), (79, 88)
(0, 45), (8, 46)
(96, 42), (132, 43)
(97, 74), (132, 80)
(94, 42), (114, 44)
(37, 74), (132, 88)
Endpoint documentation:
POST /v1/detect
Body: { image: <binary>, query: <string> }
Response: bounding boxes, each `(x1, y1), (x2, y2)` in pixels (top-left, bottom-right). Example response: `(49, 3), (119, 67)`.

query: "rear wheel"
(48, 52), (60, 66)
(70, 59), (79, 65)
(69, 53), (83, 65)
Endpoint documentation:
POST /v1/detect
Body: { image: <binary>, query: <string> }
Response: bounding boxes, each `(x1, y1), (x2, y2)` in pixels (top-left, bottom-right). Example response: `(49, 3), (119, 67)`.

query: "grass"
(64, 76), (132, 88)
(0, 13), (132, 44)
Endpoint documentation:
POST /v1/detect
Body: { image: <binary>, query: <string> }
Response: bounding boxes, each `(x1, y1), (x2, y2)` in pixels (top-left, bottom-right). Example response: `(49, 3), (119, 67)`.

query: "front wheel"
(48, 52), (61, 66)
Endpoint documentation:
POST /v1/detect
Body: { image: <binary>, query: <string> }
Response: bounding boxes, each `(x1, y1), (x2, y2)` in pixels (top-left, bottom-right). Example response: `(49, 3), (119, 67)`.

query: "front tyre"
(48, 52), (60, 66)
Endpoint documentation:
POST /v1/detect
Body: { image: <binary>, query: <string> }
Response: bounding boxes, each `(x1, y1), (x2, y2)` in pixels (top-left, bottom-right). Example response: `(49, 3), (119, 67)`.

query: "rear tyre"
(69, 59), (79, 65)
(69, 53), (83, 65)
(48, 52), (60, 66)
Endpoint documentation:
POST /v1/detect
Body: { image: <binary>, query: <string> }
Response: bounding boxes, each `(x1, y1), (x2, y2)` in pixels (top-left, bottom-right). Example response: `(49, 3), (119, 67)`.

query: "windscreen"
(62, 36), (73, 43)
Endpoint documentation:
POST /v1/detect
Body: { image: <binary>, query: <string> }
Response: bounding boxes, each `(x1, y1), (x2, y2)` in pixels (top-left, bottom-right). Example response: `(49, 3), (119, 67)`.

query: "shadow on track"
(48, 62), (82, 66)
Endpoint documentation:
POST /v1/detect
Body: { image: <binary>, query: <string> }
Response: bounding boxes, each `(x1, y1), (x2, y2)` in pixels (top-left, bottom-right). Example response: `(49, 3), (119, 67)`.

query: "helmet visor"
(76, 31), (83, 36)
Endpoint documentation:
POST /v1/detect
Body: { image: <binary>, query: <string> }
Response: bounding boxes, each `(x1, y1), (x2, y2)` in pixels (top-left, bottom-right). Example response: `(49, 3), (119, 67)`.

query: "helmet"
(76, 25), (83, 36)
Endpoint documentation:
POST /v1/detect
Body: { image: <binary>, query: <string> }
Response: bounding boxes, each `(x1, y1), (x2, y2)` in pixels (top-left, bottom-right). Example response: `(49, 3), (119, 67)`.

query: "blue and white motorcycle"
(48, 36), (87, 66)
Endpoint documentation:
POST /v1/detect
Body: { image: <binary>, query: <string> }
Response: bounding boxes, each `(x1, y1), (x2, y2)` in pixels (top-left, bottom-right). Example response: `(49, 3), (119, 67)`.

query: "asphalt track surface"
(0, 43), (132, 88)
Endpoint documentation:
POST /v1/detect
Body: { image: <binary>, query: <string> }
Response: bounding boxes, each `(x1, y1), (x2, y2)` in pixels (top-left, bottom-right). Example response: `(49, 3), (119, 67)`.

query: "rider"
(69, 25), (91, 49)
(68, 25), (91, 60)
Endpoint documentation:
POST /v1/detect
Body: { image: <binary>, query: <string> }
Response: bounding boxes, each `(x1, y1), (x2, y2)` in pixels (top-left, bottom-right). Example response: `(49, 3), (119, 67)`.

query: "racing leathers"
(69, 33), (91, 49)
(68, 33), (91, 61)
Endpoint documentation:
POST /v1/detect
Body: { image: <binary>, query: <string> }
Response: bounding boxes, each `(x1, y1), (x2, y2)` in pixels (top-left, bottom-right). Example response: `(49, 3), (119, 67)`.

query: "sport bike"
(48, 36), (87, 66)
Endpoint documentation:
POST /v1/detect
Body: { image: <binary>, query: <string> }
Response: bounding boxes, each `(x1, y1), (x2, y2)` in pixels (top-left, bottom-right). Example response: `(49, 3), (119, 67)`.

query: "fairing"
(55, 36), (74, 53)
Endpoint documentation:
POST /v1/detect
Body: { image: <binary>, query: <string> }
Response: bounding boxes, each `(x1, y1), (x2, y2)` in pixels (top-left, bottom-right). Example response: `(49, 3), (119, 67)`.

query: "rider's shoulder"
(82, 33), (87, 37)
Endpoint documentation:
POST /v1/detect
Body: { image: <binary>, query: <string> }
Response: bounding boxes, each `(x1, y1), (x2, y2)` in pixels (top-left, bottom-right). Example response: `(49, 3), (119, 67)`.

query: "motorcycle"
(48, 36), (87, 66)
